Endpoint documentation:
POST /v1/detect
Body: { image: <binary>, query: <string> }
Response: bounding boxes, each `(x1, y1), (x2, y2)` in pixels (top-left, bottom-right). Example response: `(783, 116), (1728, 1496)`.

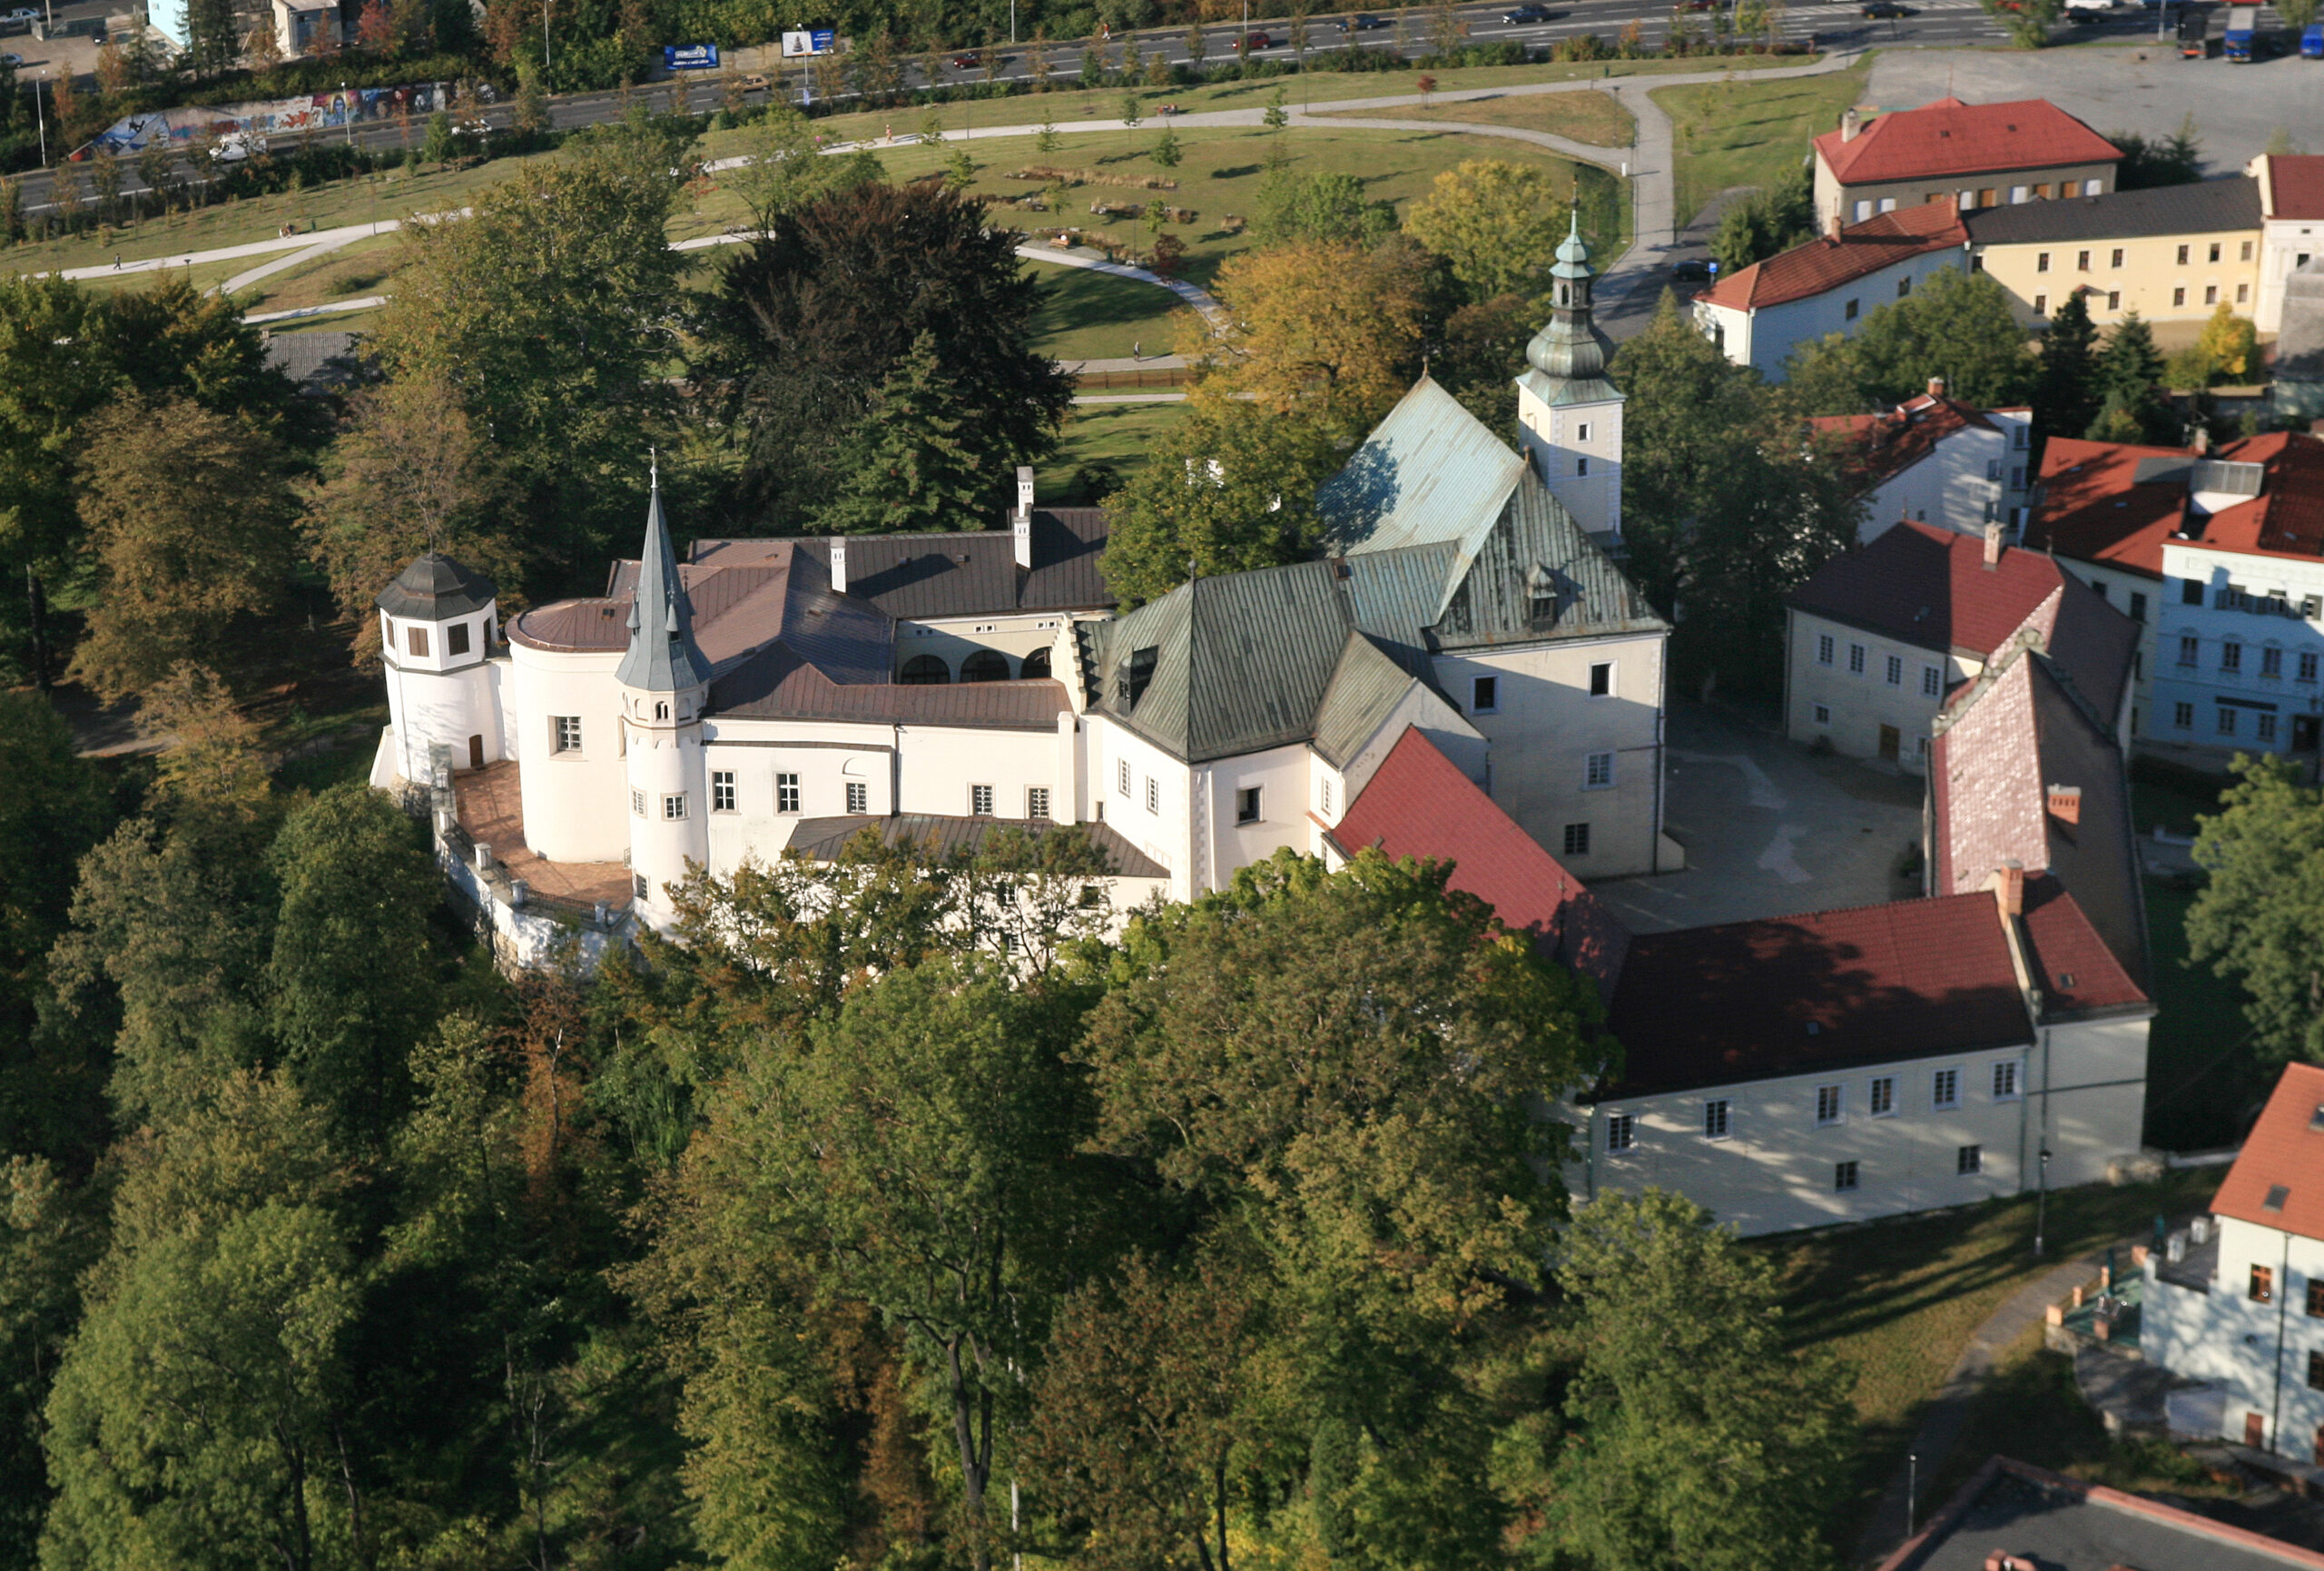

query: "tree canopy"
(2190, 754), (2324, 1063)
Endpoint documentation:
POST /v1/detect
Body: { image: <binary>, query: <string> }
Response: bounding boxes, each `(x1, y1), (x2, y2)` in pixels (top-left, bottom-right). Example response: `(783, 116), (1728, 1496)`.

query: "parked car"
(1669, 258), (1713, 283)
(1334, 13), (1389, 31)
(1861, 2), (1911, 16)
(0, 49), (21, 63)
(1502, 4), (1554, 21)
(0, 8), (36, 21)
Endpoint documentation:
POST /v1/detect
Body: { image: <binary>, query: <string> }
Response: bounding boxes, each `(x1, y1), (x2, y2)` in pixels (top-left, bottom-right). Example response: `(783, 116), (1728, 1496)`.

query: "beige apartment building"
(1966, 177), (2263, 329)
(1811, 96), (2122, 232)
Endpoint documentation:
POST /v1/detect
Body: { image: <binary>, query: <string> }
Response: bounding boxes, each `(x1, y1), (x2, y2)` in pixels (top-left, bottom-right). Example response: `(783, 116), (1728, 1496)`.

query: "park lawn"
(74, 255), (252, 297)
(232, 231), (407, 314)
(1028, 260), (1199, 361)
(1755, 1166), (2222, 1550)
(1307, 87), (1635, 147)
(1651, 59), (1868, 225)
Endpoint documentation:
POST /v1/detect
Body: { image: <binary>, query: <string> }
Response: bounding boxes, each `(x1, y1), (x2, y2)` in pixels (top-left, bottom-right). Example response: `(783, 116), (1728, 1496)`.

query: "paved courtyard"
(1591, 699), (1925, 934)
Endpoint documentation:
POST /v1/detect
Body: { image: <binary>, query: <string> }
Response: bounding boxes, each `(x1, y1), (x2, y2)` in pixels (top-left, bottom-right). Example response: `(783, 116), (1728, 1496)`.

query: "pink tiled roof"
(1696, 201), (1967, 311)
(1332, 726), (1628, 993)
(2186, 432), (2324, 561)
(1813, 96), (2120, 187)
(2025, 436), (2194, 579)
(2211, 1062), (2324, 1243)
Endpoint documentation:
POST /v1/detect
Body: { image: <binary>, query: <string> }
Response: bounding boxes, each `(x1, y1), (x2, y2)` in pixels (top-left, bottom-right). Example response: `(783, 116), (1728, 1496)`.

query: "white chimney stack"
(830, 538), (849, 595)
(1840, 107), (1861, 143)
(1013, 465), (1036, 569)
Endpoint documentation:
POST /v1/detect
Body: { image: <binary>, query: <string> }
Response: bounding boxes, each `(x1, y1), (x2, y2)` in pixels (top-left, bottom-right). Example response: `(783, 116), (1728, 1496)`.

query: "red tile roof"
(1599, 894), (2032, 1099)
(2211, 1062), (2324, 1244)
(2019, 873), (2147, 1016)
(2185, 432), (2324, 561)
(1813, 96), (2121, 188)
(2025, 436), (2194, 579)
(2264, 153), (2324, 221)
(1696, 201), (1966, 311)
(1332, 726), (1629, 992)
(1812, 392), (1999, 493)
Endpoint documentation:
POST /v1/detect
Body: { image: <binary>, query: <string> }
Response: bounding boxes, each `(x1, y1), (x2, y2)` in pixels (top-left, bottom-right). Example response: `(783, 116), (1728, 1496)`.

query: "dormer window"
(1123, 647), (1158, 706)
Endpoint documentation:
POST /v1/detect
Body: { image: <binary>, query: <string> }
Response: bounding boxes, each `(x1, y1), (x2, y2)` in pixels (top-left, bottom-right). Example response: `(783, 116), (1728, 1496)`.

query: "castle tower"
(1515, 209), (1625, 542)
(377, 553), (503, 786)
(617, 470), (710, 927)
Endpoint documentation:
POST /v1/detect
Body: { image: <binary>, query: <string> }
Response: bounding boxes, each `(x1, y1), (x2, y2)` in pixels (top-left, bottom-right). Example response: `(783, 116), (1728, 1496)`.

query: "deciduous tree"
(1251, 167), (1396, 248)
(1405, 158), (1566, 307)
(2189, 754), (2324, 1063)
(1199, 238), (1424, 441)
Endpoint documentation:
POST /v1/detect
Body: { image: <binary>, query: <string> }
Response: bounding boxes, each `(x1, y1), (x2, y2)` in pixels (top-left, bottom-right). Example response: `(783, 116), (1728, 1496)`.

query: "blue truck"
(2222, 3), (2257, 59)
(2303, 20), (2322, 55)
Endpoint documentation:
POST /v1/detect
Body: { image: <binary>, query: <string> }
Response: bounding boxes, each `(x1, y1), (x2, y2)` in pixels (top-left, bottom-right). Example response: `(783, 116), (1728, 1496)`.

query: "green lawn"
(1028, 259), (1197, 361)
(1650, 60), (1869, 224)
(1039, 399), (1186, 502)
(2141, 876), (2270, 1153)
(1758, 1167), (2223, 1550)
(1309, 86), (1636, 147)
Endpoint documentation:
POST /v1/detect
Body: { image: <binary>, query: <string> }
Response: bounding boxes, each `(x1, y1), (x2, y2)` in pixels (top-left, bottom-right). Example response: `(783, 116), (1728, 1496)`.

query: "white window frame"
(1848, 643), (1866, 676)
(1815, 1083), (1844, 1127)
(1817, 633), (1835, 667)
(631, 788), (646, 818)
(1868, 1076), (1896, 1118)
(1885, 654), (1903, 687)
(1922, 666), (1942, 698)
(845, 781), (869, 815)
(1027, 786), (1051, 819)
(1118, 757), (1132, 797)
(1703, 1099), (1732, 1141)
(776, 773), (801, 814)
(662, 793), (687, 821)
(1835, 1161), (1860, 1192)
(1957, 1143), (1984, 1176)
(1584, 751), (1614, 790)
(712, 771), (735, 813)
(553, 716), (583, 755)
(1992, 1061), (2020, 1102)
(1813, 703), (1831, 726)
(1607, 1112), (1634, 1152)
(1933, 1068), (1960, 1112)
(1146, 776), (1160, 815)
(970, 784), (996, 816)
(1236, 785), (1263, 825)
(1562, 822), (1590, 857)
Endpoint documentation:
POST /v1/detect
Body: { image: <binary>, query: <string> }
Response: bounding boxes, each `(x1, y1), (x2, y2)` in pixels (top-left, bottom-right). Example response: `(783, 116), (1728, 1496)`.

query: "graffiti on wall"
(88, 82), (457, 154)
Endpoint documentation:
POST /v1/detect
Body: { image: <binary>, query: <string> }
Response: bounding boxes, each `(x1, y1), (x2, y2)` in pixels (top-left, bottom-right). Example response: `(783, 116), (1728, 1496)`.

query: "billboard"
(781, 29), (837, 55)
(663, 43), (720, 69)
(86, 83), (452, 155)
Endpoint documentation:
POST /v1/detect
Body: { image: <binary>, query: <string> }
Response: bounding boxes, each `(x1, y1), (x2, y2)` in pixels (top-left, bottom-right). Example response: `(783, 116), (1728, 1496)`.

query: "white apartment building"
(1691, 207), (1971, 382)
(2248, 153), (2324, 335)
(1816, 384), (2034, 543)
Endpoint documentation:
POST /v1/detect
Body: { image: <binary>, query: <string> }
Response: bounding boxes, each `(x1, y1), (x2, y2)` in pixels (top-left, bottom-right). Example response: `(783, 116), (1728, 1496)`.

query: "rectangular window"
(1562, 822), (1590, 857)
(2309, 1350), (2324, 1391)
(2106, 291), (2121, 311)
(777, 773), (801, 813)
(553, 716), (582, 755)
(1813, 703), (1831, 726)
(1585, 752), (1614, 789)
(2241, 240), (2255, 262)
(1590, 661), (1613, 697)
(2206, 284), (2219, 306)
(1236, 786), (1262, 824)
(2180, 635), (2201, 667)
(2111, 247), (2124, 268)
(2174, 701), (2194, 729)
(2084, 179), (2102, 197)
(846, 781), (869, 815)
(1118, 758), (1131, 797)
(2265, 647), (2285, 678)
(2260, 713), (2280, 744)
(2173, 286), (2187, 308)
(1835, 1161), (1860, 1192)
(1816, 1084), (1843, 1126)
(2011, 466), (2026, 490)
(1472, 675), (1500, 714)
(2210, 242), (2221, 263)
(2178, 243), (2191, 265)
(2305, 653), (2320, 684)
(1993, 1061), (2020, 1101)
(1575, 456), (1590, 478)
(1886, 655), (1903, 687)
(1607, 1113), (1635, 1152)
(1321, 777), (1334, 815)
(1576, 421), (1591, 442)
(2184, 578), (2206, 605)
(712, 771), (735, 812)
(663, 793), (686, 821)
(1933, 1069), (1960, 1111)
(1922, 666), (1943, 698)
(1987, 459), (2003, 483)
(2034, 294), (2048, 317)
(2076, 249), (2090, 272)
(2219, 707), (2239, 736)
(2309, 1280), (2324, 1318)
(1957, 1143), (1983, 1176)
(1848, 643), (1866, 675)
(447, 621), (472, 657)
(2131, 592), (2147, 622)
(1869, 1076), (1896, 1117)
(2014, 186), (2030, 204)
(631, 788), (646, 817)
(2239, 282), (2250, 304)
(408, 625), (430, 657)
(2036, 252), (2051, 273)
(970, 784), (995, 816)
(1027, 786), (1051, 819)
(1817, 633), (1835, 666)
(1146, 776), (1159, 815)
(2254, 1265), (2277, 1303)
(1853, 199), (1872, 222)
(1704, 1100), (1731, 1141)
(1845, 298), (1860, 321)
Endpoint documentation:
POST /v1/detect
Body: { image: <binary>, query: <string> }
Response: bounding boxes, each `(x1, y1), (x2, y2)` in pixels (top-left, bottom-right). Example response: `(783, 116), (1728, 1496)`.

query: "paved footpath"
(1854, 1240), (2132, 1565)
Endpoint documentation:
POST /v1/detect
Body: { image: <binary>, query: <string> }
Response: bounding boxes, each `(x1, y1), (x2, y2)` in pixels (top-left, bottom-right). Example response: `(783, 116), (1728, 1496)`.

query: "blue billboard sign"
(663, 43), (721, 69)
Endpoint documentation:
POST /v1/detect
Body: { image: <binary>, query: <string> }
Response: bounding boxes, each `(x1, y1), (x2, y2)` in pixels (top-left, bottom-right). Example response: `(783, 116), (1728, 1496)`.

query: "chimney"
(1827, 209), (1845, 241)
(829, 538), (849, 595)
(1840, 106), (1861, 143)
(2191, 425), (2211, 456)
(2047, 784), (2082, 825)
(1927, 375), (1945, 399)
(1013, 465), (1036, 569)
(1988, 858), (2024, 917)
(1983, 519), (2004, 568)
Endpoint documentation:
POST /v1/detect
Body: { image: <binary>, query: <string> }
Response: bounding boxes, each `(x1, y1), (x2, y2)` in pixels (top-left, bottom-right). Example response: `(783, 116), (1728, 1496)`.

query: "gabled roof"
(2181, 431), (2324, 561)
(760, 507), (1113, 621)
(2255, 152), (2324, 222)
(1331, 726), (1629, 993)
(2210, 1062), (2324, 1244)
(379, 552), (496, 620)
(1963, 176), (2260, 247)
(1599, 893), (2033, 1100)
(1317, 375), (1530, 575)
(1814, 96), (2120, 187)
(2025, 435), (2195, 578)
(1695, 202), (1968, 312)
(783, 813), (1169, 880)
(1811, 391), (1999, 492)
(1931, 644), (2149, 995)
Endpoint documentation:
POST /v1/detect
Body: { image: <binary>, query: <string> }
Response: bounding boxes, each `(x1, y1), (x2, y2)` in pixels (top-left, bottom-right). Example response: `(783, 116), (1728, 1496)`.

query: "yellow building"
(1965, 177), (2262, 329)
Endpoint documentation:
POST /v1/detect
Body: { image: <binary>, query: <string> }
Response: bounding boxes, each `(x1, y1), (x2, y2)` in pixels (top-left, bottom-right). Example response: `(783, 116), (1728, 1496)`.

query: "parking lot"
(1591, 699), (1926, 934)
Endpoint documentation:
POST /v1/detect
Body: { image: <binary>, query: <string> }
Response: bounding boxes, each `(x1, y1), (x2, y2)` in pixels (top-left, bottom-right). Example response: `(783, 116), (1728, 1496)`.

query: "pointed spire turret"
(1525, 203), (1613, 386)
(615, 461), (705, 694)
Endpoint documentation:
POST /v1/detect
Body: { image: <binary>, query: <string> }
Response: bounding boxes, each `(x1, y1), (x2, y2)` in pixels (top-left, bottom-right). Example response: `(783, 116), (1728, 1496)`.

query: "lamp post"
(2034, 1145), (2053, 1258)
(1906, 1451), (1919, 1539)
(342, 80), (354, 145)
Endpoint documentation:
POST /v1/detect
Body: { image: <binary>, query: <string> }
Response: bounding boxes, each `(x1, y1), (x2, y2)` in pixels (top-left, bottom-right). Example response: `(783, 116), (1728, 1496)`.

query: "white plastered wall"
(1785, 608), (1969, 773)
(507, 644), (630, 865)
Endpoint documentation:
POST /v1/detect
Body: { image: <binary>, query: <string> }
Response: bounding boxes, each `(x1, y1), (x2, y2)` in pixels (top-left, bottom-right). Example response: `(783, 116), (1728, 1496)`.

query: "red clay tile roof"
(2185, 432), (2324, 561)
(2019, 873), (2147, 1016)
(2211, 1062), (2324, 1243)
(1696, 201), (1967, 311)
(2024, 436), (2193, 579)
(2265, 153), (2324, 221)
(1813, 96), (2120, 187)
(1332, 726), (1629, 992)
(1812, 393), (1997, 493)
(1598, 894), (2032, 1099)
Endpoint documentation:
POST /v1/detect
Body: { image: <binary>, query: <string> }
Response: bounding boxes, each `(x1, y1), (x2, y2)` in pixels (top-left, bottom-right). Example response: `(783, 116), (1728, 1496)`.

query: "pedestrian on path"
(113, 254), (120, 269)
(1132, 340), (1142, 361)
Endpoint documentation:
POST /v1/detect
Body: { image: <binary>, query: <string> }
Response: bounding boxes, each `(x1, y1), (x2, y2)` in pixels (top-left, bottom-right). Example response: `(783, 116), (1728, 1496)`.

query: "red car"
(1242, 29), (1275, 46)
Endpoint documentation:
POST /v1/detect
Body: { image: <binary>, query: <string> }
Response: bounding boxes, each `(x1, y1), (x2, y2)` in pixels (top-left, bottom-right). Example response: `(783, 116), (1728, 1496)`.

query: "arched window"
(655, 701), (669, 721)
(900, 655), (951, 685)
(960, 649), (1012, 683)
(1020, 647), (1052, 680)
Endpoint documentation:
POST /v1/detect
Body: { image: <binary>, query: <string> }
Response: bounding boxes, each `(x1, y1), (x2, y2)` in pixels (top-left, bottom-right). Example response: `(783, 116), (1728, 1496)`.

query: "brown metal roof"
(724, 509), (1115, 622)
(508, 598), (629, 653)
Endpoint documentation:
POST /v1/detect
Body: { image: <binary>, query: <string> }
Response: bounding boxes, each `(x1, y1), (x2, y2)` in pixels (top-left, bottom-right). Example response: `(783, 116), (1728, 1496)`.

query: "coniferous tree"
(2035, 286), (2102, 440)
(2090, 311), (2177, 443)
(819, 333), (991, 534)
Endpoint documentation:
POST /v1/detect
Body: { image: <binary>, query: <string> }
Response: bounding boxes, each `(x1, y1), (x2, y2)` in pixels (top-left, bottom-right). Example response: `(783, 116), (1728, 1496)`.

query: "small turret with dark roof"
(615, 473), (706, 694)
(378, 553), (497, 621)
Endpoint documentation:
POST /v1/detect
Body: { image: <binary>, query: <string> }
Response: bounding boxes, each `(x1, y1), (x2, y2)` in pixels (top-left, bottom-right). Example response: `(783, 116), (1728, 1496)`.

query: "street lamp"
(342, 80), (354, 145)
(1906, 1451), (1919, 1538)
(2034, 1145), (2053, 1258)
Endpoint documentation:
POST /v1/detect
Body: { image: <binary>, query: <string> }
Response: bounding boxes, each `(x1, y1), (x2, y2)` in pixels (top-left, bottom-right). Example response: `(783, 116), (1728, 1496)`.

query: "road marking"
(1758, 824), (1814, 884)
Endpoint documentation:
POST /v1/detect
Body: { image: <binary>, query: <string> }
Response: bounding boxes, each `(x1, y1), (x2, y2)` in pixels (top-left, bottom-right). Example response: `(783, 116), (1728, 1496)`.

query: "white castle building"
(370, 222), (1675, 945)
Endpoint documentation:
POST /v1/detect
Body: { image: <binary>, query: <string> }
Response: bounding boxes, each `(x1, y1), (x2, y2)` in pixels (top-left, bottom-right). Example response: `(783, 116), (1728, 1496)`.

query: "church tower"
(1515, 210), (1625, 543)
(617, 469), (710, 929)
